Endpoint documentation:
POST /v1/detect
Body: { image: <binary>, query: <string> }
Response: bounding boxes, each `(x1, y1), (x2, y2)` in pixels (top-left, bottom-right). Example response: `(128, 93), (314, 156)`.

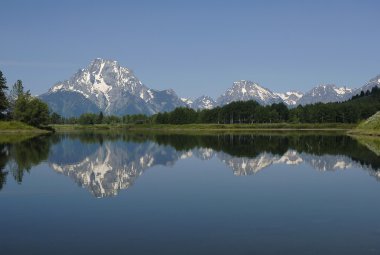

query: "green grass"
(0, 133), (44, 143)
(51, 124), (124, 131)
(357, 111), (380, 130)
(0, 121), (49, 133)
(349, 111), (380, 136)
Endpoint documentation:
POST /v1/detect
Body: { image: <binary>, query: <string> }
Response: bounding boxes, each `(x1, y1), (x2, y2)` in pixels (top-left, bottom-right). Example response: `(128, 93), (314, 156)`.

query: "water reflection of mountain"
(1, 133), (380, 197)
(45, 133), (380, 197)
(49, 139), (187, 197)
(217, 151), (356, 176)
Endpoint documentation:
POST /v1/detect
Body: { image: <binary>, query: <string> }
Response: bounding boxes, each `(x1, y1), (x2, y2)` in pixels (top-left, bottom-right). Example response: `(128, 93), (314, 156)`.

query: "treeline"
(52, 112), (152, 125)
(0, 71), (54, 127)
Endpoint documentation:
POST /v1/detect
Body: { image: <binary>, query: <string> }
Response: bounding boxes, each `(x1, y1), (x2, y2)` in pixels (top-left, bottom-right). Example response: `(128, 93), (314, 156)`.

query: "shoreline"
(1, 122), (379, 137)
(50, 123), (355, 132)
(0, 121), (51, 134)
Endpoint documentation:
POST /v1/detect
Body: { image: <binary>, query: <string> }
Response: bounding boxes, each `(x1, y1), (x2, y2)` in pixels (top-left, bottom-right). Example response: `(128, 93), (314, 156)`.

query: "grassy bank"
(348, 111), (380, 136)
(51, 123), (355, 132)
(0, 121), (50, 133)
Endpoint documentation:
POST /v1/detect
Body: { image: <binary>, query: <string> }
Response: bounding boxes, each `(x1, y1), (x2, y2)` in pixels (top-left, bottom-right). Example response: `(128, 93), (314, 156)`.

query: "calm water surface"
(1, 132), (380, 255)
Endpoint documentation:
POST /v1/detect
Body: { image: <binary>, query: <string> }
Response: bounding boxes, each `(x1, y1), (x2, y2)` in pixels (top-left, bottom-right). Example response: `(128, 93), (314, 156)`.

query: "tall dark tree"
(0, 71), (9, 119)
(50, 112), (62, 124)
(11, 81), (50, 127)
(8, 80), (25, 116)
(98, 111), (104, 124)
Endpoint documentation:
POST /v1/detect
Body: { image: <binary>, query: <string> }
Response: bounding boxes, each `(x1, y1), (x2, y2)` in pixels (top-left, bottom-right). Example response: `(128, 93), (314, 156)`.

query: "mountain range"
(39, 58), (380, 117)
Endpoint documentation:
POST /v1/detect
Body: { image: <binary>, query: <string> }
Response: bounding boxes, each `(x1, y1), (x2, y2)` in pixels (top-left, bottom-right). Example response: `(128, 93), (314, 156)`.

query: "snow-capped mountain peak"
(192, 95), (216, 110)
(48, 58), (148, 110)
(274, 91), (304, 106)
(297, 84), (353, 105)
(42, 58), (186, 116)
(217, 80), (283, 106)
(355, 74), (380, 95)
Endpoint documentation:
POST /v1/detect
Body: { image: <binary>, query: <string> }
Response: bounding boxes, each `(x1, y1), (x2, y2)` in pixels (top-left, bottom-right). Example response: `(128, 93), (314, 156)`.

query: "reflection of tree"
(0, 135), (55, 190)
(7, 135), (52, 183)
(148, 133), (380, 171)
(0, 144), (9, 190)
(58, 132), (380, 173)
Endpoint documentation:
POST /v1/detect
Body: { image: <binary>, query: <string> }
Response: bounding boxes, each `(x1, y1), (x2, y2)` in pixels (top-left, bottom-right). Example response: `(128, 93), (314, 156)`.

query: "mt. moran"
(39, 58), (379, 117)
(40, 58), (187, 116)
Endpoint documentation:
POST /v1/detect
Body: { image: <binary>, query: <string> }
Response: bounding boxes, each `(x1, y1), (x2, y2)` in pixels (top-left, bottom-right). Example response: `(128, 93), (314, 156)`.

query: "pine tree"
(0, 71), (9, 119)
(8, 80), (25, 118)
(98, 111), (104, 124)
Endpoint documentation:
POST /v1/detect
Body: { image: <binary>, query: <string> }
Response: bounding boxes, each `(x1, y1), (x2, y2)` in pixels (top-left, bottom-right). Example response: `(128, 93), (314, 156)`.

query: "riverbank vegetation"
(349, 111), (380, 136)
(0, 121), (47, 132)
(0, 71), (54, 131)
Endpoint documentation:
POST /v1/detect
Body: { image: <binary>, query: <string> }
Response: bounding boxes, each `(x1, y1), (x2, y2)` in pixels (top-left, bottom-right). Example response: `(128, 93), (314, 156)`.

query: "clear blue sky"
(1, 0), (379, 98)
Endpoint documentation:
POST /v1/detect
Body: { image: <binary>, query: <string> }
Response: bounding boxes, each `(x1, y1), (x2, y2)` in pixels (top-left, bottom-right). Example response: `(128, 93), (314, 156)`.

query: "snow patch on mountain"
(275, 91), (304, 105)
(297, 84), (353, 105)
(192, 95), (216, 110)
(181, 97), (193, 105)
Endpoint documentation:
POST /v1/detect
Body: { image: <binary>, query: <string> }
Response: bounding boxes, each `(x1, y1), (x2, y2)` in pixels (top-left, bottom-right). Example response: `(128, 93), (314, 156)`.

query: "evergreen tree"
(98, 111), (104, 124)
(12, 81), (50, 127)
(50, 112), (62, 124)
(8, 80), (24, 118)
(0, 71), (9, 119)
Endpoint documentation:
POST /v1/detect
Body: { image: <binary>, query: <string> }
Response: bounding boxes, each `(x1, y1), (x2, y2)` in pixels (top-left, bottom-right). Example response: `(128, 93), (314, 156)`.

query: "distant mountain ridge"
(39, 58), (380, 116)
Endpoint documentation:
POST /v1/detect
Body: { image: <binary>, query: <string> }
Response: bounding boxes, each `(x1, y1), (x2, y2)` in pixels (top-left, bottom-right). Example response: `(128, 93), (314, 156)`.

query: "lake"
(1, 131), (380, 255)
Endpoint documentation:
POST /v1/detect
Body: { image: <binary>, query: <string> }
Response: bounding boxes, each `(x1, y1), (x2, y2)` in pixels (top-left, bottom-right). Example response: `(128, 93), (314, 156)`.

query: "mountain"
(40, 58), (186, 117)
(274, 91), (304, 106)
(297, 84), (353, 105)
(180, 97), (193, 106)
(39, 90), (101, 117)
(191, 95), (217, 110)
(355, 74), (380, 95)
(216, 80), (283, 106)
